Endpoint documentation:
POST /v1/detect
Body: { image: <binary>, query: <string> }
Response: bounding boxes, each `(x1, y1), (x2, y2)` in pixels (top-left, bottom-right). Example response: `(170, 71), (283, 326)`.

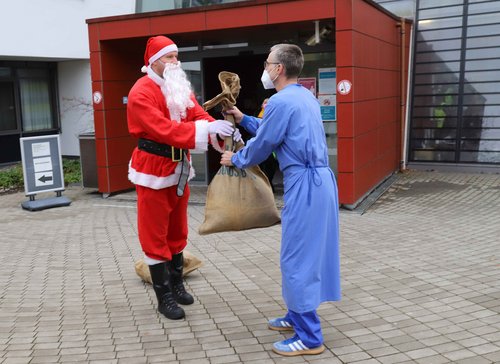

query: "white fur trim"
(149, 44), (178, 65)
(209, 133), (225, 153)
(144, 255), (166, 265)
(146, 66), (164, 86)
(128, 159), (195, 190)
(194, 120), (209, 151)
(141, 65), (148, 73)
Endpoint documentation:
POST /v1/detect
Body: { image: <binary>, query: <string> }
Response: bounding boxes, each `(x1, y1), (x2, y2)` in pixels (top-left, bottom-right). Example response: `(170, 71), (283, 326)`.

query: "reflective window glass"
(415, 50), (461, 63)
(466, 34), (500, 48)
(416, 39), (462, 52)
(0, 82), (17, 132)
(415, 61), (460, 74)
(463, 93), (500, 105)
(412, 117), (458, 128)
(466, 47), (500, 59)
(414, 72), (460, 84)
(0, 67), (11, 78)
(468, 12), (500, 26)
(467, 23), (500, 37)
(418, 28), (463, 41)
(419, 7), (463, 20)
(419, 0), (463, 9)
(465, 59), (500, 71)
(412, 150), (456, 162)
(469, 2), (500, 14)
(414, 84), (459, 96)
(464, 105), (500, 115)
(463, 82), (500, 94)
(464, 71), (500, 82)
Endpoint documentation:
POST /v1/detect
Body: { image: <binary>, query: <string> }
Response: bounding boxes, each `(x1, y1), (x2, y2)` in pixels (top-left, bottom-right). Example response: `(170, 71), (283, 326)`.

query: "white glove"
(208, 120), (234, 137)
(233, 128), (242, 142)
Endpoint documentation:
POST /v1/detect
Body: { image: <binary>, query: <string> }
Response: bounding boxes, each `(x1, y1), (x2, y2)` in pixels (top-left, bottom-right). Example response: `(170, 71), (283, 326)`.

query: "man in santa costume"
(127, 35), (237, 320)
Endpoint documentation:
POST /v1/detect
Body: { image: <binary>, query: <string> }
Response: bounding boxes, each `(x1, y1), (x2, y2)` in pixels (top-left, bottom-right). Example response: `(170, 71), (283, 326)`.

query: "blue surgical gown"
(232, 84), (341, 313)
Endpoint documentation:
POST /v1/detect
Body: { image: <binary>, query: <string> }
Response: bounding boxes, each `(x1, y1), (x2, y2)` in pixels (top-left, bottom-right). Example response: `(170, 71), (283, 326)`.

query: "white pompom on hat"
(141, 35), (178, 73)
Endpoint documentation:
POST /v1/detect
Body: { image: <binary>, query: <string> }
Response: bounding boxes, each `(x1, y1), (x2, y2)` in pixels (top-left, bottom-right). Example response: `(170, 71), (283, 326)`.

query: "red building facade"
(87, 0), (411, 207)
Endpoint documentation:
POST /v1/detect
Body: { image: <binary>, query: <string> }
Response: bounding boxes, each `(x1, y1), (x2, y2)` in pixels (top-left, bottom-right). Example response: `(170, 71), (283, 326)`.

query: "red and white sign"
(337, 80), (352, 95)
(93, 91), (103, 104)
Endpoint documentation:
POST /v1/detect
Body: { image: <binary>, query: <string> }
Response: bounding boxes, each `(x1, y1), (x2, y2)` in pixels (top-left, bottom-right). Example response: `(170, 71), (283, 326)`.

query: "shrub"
(0, 164), (24, 191)
(0, 158), (82, 192)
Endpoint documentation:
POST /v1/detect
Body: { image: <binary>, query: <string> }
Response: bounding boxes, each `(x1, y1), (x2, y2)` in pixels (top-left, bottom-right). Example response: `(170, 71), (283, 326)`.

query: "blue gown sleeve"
(231, 101), (287, 169)
(239, 114), (261, 136)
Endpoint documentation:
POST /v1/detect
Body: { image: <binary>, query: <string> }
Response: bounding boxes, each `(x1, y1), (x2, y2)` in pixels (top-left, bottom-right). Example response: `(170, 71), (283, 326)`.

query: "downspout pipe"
(397, 17), (412, 172)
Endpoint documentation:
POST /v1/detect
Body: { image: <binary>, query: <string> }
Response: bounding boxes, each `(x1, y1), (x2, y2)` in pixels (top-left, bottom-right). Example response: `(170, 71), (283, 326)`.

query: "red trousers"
(136, 184), (190, 261)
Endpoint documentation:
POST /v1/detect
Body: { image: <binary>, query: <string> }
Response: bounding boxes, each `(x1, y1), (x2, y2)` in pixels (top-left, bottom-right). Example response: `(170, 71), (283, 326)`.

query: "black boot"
(148, 262), (185, 320)
(168, 253), (194, 305)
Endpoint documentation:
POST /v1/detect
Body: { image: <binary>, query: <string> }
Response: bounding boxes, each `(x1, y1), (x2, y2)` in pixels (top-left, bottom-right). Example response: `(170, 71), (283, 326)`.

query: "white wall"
(0, 0), (135, 60)
(0, 0), (136, 157)
(58, 61), (94, 156)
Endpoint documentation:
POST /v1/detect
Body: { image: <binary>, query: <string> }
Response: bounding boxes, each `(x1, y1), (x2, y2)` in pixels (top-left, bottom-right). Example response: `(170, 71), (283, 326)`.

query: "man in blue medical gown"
(221, 43), (341, 356)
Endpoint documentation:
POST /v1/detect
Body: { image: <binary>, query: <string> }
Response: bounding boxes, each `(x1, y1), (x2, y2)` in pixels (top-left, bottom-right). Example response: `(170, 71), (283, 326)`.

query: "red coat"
(127, 75), (219, 189)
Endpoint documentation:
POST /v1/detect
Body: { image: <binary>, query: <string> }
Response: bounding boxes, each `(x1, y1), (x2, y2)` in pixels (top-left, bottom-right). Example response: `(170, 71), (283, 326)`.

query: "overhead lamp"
(305, 21), (332, 46)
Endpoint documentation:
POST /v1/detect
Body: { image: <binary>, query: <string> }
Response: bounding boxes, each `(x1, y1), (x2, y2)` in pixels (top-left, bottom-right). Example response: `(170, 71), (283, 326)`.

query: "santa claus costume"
(127, 35), (229, 320)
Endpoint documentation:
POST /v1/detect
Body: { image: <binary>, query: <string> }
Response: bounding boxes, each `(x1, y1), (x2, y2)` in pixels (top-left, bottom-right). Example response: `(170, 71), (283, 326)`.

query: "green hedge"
(0, 158), (81, 191)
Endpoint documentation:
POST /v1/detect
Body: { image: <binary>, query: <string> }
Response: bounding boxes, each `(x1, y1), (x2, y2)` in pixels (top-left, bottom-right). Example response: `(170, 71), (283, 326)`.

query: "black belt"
(137, 138), (190, 197)
(138, 138), (183, 162)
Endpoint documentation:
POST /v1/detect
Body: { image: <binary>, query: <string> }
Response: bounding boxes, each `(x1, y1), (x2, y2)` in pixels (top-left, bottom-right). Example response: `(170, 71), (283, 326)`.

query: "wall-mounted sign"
(298, 77), (317, 96)
(319, 94), (336, 121)
(93, 91), (103, 104)
(337, 80), (352, 95)
(318, 67), (336, 95)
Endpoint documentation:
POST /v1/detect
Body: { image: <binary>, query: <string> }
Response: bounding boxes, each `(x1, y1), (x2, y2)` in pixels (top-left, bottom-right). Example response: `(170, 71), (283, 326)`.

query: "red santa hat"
(142, 35), (178, 70)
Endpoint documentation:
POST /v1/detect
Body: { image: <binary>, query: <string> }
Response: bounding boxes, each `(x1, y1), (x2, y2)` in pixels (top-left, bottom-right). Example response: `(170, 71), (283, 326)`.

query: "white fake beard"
(161, 61), (194, 122)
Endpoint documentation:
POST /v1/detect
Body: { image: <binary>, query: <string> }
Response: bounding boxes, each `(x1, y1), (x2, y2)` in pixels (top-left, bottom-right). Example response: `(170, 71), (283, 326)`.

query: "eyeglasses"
(264, 61), (280, 68)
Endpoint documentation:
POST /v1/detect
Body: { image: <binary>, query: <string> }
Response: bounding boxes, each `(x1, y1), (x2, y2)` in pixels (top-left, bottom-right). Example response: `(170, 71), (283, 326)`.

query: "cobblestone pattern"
(0, 170), (499, 363)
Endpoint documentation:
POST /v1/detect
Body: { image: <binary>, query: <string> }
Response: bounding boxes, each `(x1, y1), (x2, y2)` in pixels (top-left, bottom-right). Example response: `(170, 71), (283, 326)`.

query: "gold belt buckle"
(171, 146), (182, 162)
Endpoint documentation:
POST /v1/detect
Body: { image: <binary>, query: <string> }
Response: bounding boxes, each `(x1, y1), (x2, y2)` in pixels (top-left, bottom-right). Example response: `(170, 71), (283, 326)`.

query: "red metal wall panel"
(100, 109), (129, 139)
(107, 165), (132, 192)
(336, 0), (409, 206)
(206, 6), (267, 29)
(88, 24), (100, 52)
(93, 110), (105, 140)
(267, 0), (334, 23)
(103, 137), (136, 166)
(99, 18), (151, 40)
(150, 12), (206, 34)
(337, 138), (353, 173)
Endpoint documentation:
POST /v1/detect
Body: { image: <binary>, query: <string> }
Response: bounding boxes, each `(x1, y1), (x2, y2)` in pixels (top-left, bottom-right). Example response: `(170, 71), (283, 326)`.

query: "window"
(0, 62), (59, 135)
(136, 0), (245, 13)
(18, 69), (55, 132)
(0, 81), (17, 133)
(409, 0), (500, 164)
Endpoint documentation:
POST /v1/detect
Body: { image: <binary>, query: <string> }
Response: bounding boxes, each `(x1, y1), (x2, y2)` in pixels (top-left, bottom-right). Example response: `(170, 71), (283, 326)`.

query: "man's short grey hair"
(270, 43), (304, 78)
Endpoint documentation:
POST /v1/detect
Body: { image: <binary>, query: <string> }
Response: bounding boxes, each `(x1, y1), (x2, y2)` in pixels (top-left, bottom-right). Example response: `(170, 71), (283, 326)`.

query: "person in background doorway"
(222, 43), (341, 356)
(127, 35), (236, 320)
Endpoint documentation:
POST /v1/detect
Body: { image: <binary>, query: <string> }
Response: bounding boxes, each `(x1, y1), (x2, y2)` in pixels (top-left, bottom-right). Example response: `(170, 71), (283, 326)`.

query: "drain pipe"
(397, 18), (406, 171)
(397, 17), (413, 172)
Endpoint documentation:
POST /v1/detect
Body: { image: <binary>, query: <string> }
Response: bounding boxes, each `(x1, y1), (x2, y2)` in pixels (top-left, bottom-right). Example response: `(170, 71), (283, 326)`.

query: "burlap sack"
(199, 70), (279, 234)
(198, 164), (281, 235)
(134, 250), (204, 284)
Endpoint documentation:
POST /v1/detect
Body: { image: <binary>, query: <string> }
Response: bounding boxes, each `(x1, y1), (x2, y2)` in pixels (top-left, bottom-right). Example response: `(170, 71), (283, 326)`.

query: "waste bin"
(78, 132), (98, 188)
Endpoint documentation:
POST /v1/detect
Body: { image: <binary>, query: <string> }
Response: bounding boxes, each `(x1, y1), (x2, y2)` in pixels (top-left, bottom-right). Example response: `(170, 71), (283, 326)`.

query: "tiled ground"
(0, 170), (499, 363)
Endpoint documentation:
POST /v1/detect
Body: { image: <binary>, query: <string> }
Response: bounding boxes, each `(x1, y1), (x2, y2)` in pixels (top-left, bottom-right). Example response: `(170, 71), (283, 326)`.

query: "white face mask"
(261, 68), (277, 90)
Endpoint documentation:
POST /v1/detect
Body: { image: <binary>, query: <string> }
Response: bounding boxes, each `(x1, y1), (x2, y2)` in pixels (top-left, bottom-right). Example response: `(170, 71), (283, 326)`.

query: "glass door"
(0, 81), (18, 134)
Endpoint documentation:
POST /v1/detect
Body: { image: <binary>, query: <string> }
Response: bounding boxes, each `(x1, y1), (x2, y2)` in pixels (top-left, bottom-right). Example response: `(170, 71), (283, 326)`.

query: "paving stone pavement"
(0, 170), (499, 364)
